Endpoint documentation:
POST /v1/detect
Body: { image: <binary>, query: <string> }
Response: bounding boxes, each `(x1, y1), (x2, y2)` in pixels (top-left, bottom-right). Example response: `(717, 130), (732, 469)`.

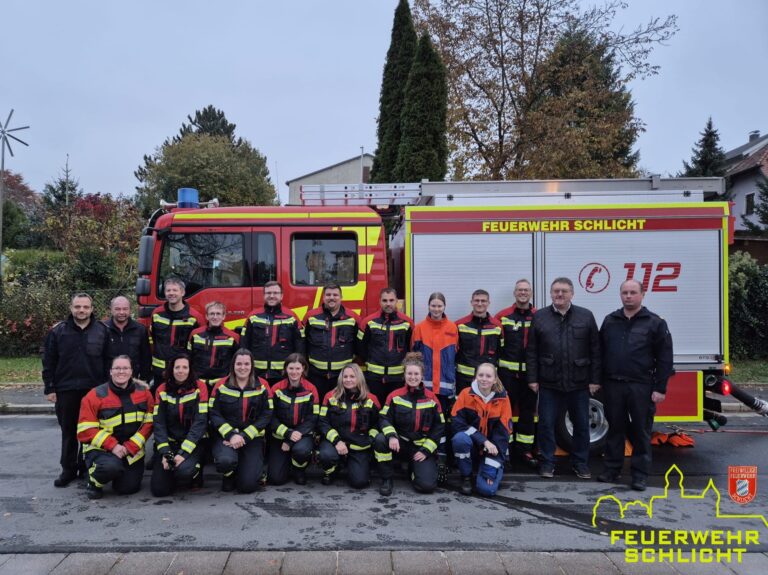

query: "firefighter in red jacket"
(317, 364), (384, 488)
(240, 281), (305, 386)
(494, 279), (538, 468)
(455, 289), (503, 392)
(357, 287), (414, 405)
(268, 353), (319, 486)
(209, 349), (273, 494)
(149, 278), (204, 391)
(304, 284), (360, 399)
(77, 355), (154, 499)
(377, 352), (445, 496)
(188, 301), (240, 389)
(150, 354), (209, 497)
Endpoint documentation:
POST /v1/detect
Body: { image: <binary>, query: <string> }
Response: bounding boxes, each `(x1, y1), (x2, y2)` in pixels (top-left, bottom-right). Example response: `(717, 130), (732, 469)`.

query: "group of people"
(42, 275), (672, 500)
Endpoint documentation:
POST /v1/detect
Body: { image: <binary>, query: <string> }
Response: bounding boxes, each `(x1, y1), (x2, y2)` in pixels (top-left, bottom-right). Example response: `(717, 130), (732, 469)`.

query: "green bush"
(729, 251), (768, 359)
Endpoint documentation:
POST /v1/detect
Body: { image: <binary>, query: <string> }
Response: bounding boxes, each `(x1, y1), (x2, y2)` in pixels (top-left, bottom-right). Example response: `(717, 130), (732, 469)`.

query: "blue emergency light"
(177, 187), (200, 208)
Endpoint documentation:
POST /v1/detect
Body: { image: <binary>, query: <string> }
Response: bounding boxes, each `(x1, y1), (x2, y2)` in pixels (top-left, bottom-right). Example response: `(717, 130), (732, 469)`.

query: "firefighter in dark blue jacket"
(598, 279), (673, 492)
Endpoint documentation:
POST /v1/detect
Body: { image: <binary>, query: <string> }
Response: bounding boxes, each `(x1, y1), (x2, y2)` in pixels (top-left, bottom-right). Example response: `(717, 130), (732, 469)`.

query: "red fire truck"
(136, 177), (733, 451)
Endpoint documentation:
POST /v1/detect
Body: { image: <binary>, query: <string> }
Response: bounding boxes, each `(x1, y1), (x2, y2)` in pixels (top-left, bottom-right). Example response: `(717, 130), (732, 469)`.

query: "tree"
(679, 117), (727, 177)
(2, 199), (28, 249)
(742, 174), (768, 235)
(134, 133), (276, 216)
(393, 32), (448, 182)
(412, 0), (677, 180)
(176, 104), (240, 145)
(2, 171), (38, 210)
(370, 0), (418, 183)
(523, 28), (640, 178)
(42, 156), (83, 210)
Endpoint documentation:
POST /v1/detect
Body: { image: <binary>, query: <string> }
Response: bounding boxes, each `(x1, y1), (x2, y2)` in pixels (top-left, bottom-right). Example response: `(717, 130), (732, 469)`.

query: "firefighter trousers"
(603, 381), (656, 479)
(267, 435), (314, 485)
(212, 437), (265, 494)
(85, 450), (144, 494)
(365, 374), (404, 407)
(375, 435), (438, 493)
(498, 368), (537, 453)
(150, 446), (202, 497)
(317, 439), (379, 489)
(55, 389), (89, 476)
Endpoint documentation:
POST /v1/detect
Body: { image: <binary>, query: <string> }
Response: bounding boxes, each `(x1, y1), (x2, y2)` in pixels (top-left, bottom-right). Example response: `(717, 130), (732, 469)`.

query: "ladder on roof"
(300, 183), (425, 206)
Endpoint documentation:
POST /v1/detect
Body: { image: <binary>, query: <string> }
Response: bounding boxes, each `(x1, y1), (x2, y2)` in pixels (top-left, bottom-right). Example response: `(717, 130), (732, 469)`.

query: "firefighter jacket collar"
(163, 301), (192, 318)
(67, 313), (97, 332)
(322, 304), (345, 319)
(263, 303), (283, 315)
(470, 380), (496, 404)
(108, 378), (136, 396)
(423, 313), (447, 323)
(377, 309), (401, 322)
(205, 324), (224, 335)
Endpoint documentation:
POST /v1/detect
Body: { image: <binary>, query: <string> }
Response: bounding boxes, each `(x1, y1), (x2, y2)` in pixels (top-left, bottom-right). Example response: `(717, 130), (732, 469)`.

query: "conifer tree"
(393, 32), (448, 182)
(370, 0), (418, 183)
(680, 117), (727, 177)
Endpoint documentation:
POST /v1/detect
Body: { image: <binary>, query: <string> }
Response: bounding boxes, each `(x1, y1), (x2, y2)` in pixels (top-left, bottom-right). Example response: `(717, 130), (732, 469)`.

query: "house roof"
(725, 132), (768, 178)
(285, 153), (375, 185)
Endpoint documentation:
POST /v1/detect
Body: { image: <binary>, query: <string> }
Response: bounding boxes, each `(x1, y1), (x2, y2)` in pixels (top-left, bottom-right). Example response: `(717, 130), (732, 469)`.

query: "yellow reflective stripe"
(382, 425), (396, 436)
(179, 392), (200, 404)
(128, 432), (146, 449)
(392, 396), (412, 408)
(249, 316), (297, 326)
(243, 425), (264, 440)
(126, 450), (144, 465)
(368, 428), (379, 439)
(157, 442), (169, 450)
(276, 423), (289, 439)
(253, 360), (269, 369)
(516, 433), (535, 445)
(357, 329), (365, 340)
(199, 403), (209, 414)
(308, 357), (352, 370)
(77, 422), (99, 433)
(91, 429), (111, 448)
(332, 318), (356, 328)
(313, 405), (320, 415)
(499, 359), (524, 371)
(482, 328), (502, 336)
(375, 451), (392, 462)
(88, 464), (104, 487)
(291, 458), (308, 468)
(349, 443), (371, 451)
(458, 324), (478, 335)
(379, 405), (390, 416)
(367, 363), (405, 375)
(152, 357), (166, 368)
(308, 317), (327, 328)
(153, 316), (171, 325)
(416, 401), (435, 410)
(219, 423), (234, 436)
(457, 363), (475, 376)
(326, 429), (339, 443)
(181, 439), (196, 454)
(421, 438), (438, 453)
(319, 406), (328, 417)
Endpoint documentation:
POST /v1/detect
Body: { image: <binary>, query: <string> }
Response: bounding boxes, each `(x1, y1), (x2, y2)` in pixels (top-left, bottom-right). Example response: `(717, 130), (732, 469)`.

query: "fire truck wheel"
(554, 394), (609, 456)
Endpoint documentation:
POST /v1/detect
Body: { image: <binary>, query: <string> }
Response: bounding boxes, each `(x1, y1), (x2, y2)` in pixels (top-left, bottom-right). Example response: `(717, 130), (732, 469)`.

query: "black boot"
(460, 476), (473, 496)
(86, 482), (103, 500)
(379, 478), (393, 496)
(221, 475), (236, 492)
(294, 469), (307, 486)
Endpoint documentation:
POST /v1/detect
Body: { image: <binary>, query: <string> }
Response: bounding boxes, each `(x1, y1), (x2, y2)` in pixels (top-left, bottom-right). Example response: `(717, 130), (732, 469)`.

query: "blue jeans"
(452, 432), (505, 497)
(537, 387), (590, 467)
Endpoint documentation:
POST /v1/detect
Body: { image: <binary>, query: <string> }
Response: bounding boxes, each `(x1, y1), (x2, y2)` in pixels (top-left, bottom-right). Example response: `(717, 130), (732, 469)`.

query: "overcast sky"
(2, 0), (765, 205)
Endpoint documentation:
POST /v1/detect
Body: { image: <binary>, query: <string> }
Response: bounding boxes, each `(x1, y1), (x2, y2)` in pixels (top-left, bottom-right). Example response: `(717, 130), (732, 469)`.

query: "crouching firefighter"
(377, 352), (445, 496)
(77, 355), (154, 500)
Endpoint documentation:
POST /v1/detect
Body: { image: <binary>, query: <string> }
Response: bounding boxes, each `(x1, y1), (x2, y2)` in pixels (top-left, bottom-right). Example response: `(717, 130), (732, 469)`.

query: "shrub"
(729, 251), (768, 359)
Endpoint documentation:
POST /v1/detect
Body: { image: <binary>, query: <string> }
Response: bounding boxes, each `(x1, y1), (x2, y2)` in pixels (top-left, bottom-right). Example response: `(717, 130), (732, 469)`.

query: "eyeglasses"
(111, 367), (131, 371)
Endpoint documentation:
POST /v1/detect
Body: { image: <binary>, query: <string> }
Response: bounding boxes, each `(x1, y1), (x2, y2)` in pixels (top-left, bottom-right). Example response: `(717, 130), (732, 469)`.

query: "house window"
(746, 193), (755, 215)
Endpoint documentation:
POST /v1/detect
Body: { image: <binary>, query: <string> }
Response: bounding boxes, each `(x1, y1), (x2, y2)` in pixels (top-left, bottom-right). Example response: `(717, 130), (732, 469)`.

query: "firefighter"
(268, 353), (319, 486)
(451, 363), (512, 497)
(494, 279), (538, 469)
(240, 281), (305, 386)
(455, 289), (503, 393)
(598, 279), (673, 491)
(188, 301), (239, 390)
(357, 287), (414, 405)
(304, 284), (360, 400)
(104, 295), (151, 383)
(377, 352), (445, 496)
(209, 349), (273, 494)
(76, 355), (154, 499)
(149, 278), (204, 391)
(43, 292), (110, 488)
(150, 354), (208, 497)
(317, 363), (384, 488)
(527, 277), (601, 480)
(412, 291), (458, 481)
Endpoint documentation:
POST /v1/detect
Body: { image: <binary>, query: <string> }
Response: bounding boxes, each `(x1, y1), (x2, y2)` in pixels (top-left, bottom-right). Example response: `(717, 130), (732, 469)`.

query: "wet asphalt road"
(1, 414), (766, 553)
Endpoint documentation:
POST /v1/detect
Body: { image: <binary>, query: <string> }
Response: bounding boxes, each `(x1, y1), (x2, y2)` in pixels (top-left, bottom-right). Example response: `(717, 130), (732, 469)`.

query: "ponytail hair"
(475, 363), (504, 393)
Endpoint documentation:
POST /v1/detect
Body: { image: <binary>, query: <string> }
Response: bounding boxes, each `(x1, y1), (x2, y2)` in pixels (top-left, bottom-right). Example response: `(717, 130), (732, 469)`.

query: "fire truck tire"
(554, 394), (609, 456)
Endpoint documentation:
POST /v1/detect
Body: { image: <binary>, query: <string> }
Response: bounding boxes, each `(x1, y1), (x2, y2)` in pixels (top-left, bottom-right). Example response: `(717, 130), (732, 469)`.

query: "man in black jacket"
(527, 277), (601, 479)
(104, 296), (151, 383)
(597, 279), (673, 491)
(43, 293), (110, 487)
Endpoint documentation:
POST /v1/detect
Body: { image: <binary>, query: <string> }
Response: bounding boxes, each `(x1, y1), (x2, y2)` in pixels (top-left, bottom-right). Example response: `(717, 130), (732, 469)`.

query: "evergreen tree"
(742, 174), (768, 235)
(370, 0), (418, 183)
(42, 156), (84, 209)
(680, 117), (727, 177)
(176, 105), (240, 145)
(393, 33), (448, 182)
(523, 28), (640, 178)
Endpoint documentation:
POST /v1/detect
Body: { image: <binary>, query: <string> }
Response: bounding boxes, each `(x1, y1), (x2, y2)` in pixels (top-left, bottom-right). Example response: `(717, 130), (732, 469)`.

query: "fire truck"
(136, 177), (735, 451)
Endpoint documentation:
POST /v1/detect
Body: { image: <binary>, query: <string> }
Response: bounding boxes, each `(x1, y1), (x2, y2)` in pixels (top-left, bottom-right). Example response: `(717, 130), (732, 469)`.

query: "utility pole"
(0, 109), (30, 288)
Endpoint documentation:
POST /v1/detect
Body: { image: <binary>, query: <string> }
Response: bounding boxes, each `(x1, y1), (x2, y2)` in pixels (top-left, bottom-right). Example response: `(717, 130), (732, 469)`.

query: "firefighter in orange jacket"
(304, 284), (360, 400)
(451, 363), (512, 497)
(455, 289), (503, 392)
(357, 288), (414, 405)
(188, 301), (240, 389)
(77, 355), (154, 499)
(494, 279), (538, 468)
(377, 352), (445, 496)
